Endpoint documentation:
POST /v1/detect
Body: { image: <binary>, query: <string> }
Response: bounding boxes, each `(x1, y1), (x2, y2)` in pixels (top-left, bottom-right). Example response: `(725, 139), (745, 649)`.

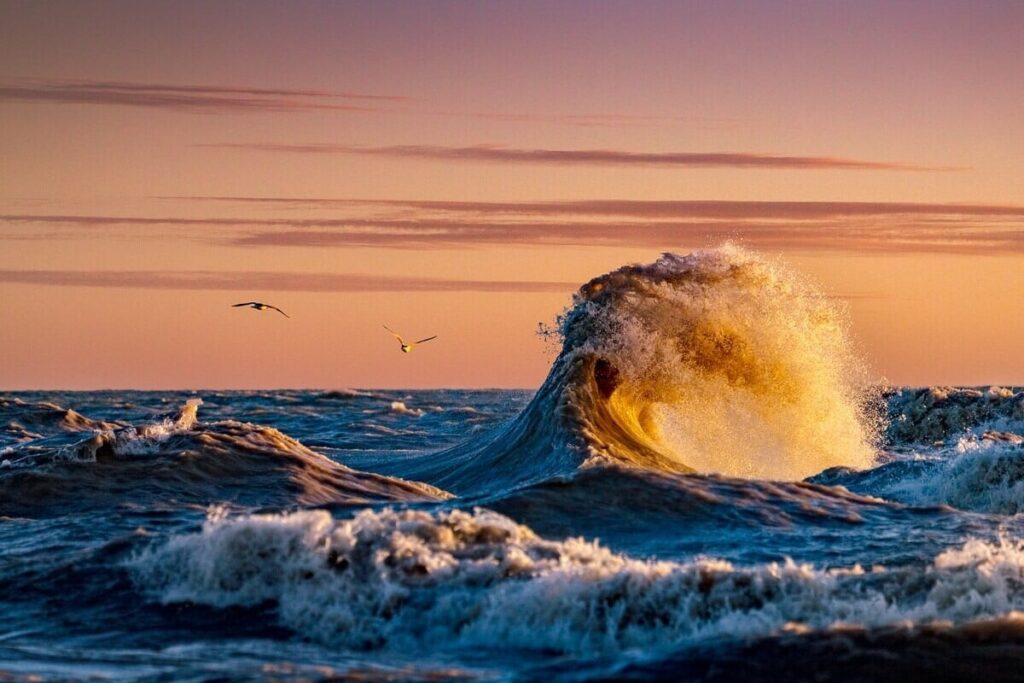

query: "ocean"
(2, 247), (1024, 681)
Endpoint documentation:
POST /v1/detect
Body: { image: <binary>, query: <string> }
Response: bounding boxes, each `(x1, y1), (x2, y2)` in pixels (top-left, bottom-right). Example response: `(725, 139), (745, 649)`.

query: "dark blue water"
(2, 386), (1023, 682)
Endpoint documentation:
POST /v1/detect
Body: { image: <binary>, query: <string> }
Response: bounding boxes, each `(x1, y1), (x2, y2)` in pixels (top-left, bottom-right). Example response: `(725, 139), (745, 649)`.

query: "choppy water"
(3, 247), (1024, 682)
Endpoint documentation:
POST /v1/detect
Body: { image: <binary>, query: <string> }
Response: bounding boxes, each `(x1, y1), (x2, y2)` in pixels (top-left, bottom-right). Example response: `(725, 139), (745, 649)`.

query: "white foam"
(107, 398), (204, 457)
(887, 438), (1024, 514)
(390, 401), (424, 417)
(131, 507), (1024, 655)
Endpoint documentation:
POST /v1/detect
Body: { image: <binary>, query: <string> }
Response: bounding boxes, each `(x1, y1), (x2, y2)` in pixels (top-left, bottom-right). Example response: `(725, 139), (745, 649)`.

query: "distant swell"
(0, 398), (446, 515)
(388, 245), (878, 493)
(886, 386), (1024, 446)
(0, 395), (125, 442)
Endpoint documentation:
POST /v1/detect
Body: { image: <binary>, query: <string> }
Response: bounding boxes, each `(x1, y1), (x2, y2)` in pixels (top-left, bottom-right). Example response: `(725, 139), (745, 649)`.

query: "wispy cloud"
(0, 269), (884, 301)
(161, 197), (1024, 219)
(204, 143), (962, 172)
(224, 225), (1024, 255)
(0, 269), (572, 293)
(0, 79), (411, 113)
(0, 78), (723, 129)
(5, 200), (1022, 256)
(436, 111), (739, 129)
(48, 80), (412, 102)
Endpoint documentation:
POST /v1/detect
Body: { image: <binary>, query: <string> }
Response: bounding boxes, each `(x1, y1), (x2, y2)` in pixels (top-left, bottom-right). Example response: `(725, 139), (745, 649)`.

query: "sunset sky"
(1, 0), (1022, 389)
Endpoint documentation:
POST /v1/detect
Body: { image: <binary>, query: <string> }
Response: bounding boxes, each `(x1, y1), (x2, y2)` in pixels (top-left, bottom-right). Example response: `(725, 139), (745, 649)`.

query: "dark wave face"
(2, 248), (1024, 682)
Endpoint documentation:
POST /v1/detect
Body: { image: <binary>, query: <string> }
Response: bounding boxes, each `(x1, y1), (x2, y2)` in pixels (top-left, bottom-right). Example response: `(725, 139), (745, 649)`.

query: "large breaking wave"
(390, 245), (878, 493)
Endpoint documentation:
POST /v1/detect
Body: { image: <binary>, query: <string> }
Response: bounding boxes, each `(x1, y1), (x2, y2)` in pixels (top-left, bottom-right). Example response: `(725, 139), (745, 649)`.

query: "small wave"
(317, 389), (381, 401)
(132, 506), (1024, 655)
(0, 399), (448, 515)
(390, 401), (425, 417)
(0, 396), (124, 437)
(886, 386), (1024, 447)
(2, 422), (43, 444)
(603, 614), (1024, 682)
(893, 438), (1024, 515)
(814, 432), (1024, 516)
(936, 439), (1024, 514)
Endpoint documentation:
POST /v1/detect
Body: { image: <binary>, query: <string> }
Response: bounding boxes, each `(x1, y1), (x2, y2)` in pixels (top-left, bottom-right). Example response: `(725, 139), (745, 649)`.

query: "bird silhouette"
(232, 302), (290, 318)
(383, 325), (437, 353)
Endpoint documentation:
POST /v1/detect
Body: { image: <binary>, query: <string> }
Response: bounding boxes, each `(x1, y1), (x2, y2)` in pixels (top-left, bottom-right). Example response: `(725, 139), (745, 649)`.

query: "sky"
(1, 0), (1022, 389)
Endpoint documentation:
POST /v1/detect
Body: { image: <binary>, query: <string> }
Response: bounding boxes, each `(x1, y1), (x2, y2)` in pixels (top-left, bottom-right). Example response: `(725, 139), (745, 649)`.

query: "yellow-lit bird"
(232, 302), (290, 318)
(383, 325), (437, 353)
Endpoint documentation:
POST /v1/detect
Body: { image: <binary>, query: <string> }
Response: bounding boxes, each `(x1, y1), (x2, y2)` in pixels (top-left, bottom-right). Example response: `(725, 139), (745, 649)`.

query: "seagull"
(232, 302), (290, 318)
(383, 325), (437, 353)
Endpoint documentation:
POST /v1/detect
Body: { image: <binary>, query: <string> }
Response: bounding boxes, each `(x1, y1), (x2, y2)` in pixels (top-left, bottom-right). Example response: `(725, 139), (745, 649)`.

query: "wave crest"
(562, 246), (877, 479)
(132, 506), (1024, 655)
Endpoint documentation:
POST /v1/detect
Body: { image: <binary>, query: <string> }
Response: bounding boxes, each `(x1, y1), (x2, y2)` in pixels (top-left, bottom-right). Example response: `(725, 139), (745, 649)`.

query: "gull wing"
(269, 306), (290, 318)
(232, 302), (256, 307)
(382, 325), (405, 345)
(413, 335), (437, 345)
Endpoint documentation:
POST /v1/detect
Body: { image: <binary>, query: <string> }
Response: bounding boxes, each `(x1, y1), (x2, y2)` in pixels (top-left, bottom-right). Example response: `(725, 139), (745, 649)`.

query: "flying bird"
(232, 301), (290, 318)
(383, 325), (437, 353)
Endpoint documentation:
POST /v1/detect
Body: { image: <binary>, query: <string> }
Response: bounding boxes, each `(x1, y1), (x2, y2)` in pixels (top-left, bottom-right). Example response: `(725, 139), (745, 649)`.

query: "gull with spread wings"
(232, 301), (290, 318)
(383, 325), (437, 353)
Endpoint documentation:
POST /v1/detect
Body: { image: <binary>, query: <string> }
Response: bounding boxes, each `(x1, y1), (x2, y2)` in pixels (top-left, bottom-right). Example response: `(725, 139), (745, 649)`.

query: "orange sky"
(1, 1), (1022, 389)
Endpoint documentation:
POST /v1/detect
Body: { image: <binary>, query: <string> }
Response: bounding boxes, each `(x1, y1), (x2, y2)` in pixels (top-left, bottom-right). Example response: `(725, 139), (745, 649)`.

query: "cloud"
(204, 143), (962, 171)
(0, 270), (573, 293)
(0, 268), (884, 301)
(225, 225), (1024, 256)
(0, 79), (724, 129)
(0, 79), (411, 113)
(432, 111), (739, 129)
(47, 80), (413, 102)
(4, 199), (1023, 256)
(161, 196), (1024, 219)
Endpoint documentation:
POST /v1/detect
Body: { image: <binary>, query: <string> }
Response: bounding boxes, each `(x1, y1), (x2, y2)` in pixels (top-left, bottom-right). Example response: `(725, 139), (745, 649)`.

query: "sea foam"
(132, 506), (1024, 655)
